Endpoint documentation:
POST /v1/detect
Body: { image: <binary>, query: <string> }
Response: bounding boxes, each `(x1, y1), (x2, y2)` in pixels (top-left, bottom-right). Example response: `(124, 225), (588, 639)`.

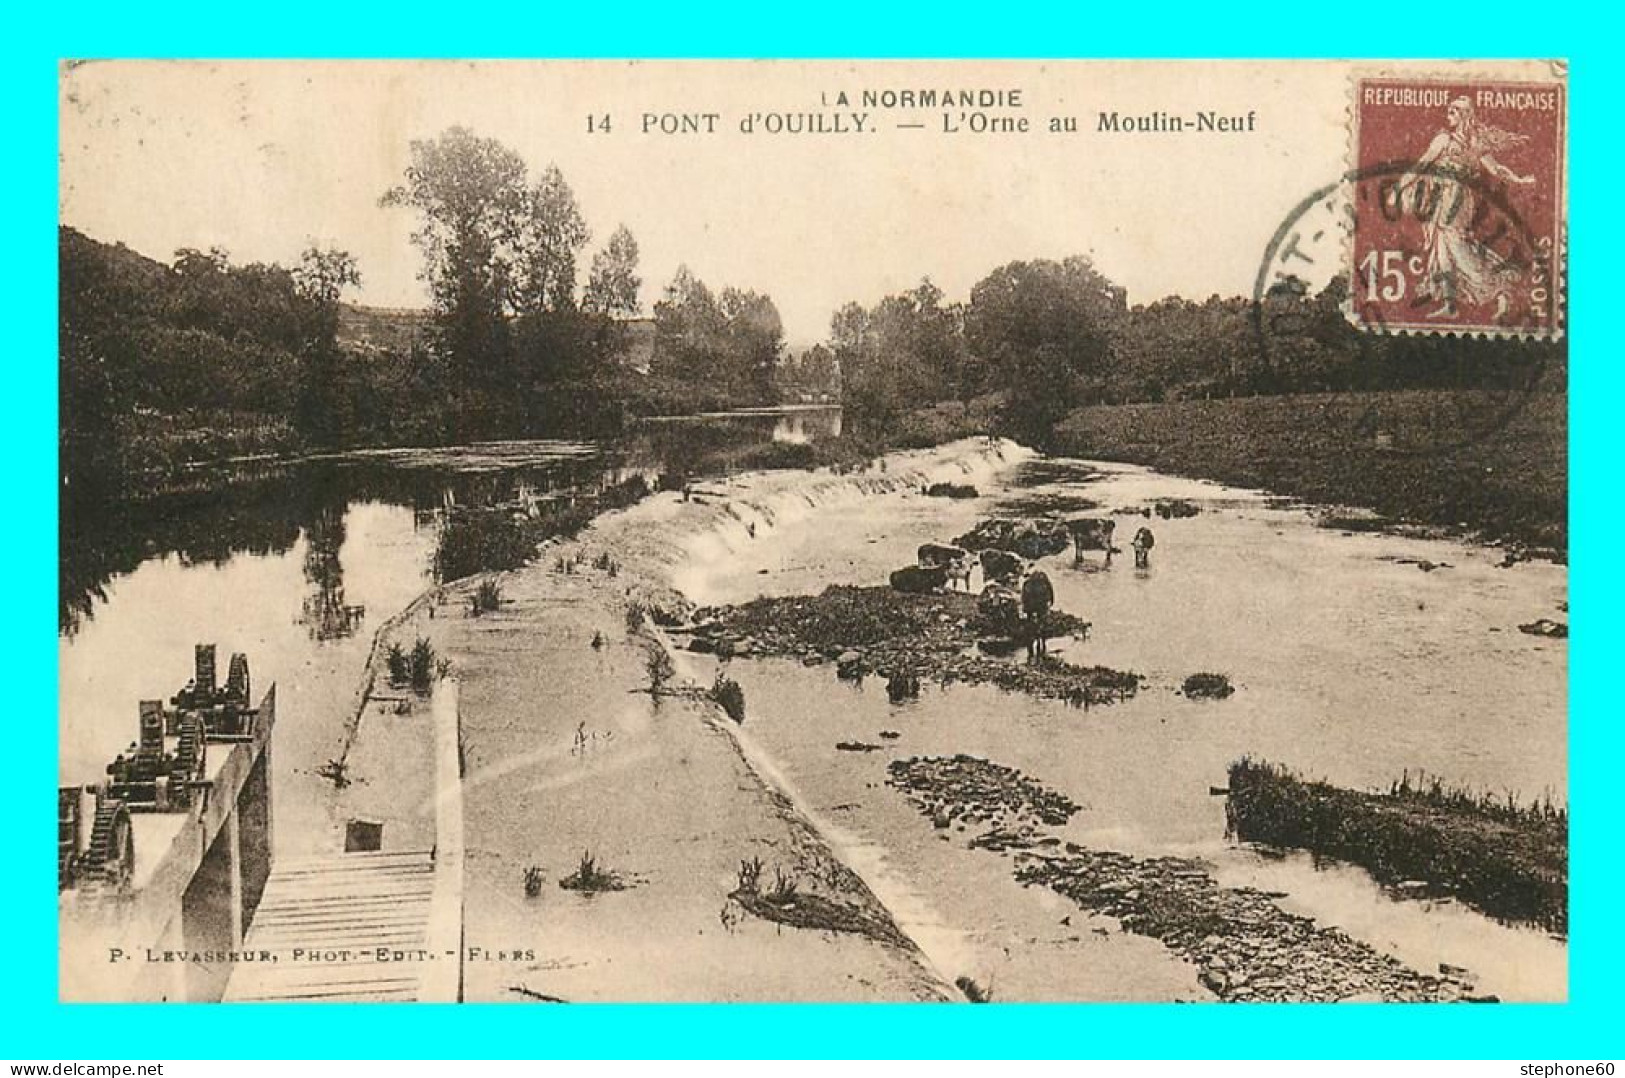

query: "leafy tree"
(719, 286), (785, 403)
(583, 225), (642, 317)
(514, 164), (590, 315)
(650, 266), (784, 407)
(651, 264), (724, 385)
(380, 127), (530, 402)
(965, 257), (1124, 446)
(830, 279), (966, 433)
(292, 246), (361, 443)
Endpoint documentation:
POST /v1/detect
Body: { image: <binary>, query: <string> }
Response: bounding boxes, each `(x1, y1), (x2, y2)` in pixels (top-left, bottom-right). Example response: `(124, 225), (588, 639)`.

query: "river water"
(56, 407), (842, 852)
(668, 455), (1568, 1001)
(58, 413), (1566, 1000)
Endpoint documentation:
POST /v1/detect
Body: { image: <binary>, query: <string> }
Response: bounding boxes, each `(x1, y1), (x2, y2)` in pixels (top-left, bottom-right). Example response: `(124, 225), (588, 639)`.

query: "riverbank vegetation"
(61, 128), (824, 509)
(1225, 758), (1567, 935)
(434, 474), (654, 583)
(826, 260), (1564, 555)
(64, 124), (1565, 562)
(1052, 391), (1566, 555)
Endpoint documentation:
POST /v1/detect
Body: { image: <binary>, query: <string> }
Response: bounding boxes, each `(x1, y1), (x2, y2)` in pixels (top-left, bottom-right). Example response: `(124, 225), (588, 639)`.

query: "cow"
(918, 542), (975, 592)
(1020, 571), (1055, 657)
(1067, 518), (1116, 566)
(890, 565), (948, 594)
(1131, 526), (1155, 569)
(979, 548), (1025, 586)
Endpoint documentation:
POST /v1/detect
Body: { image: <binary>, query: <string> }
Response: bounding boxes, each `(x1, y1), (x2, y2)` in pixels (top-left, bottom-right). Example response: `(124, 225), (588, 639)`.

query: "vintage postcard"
(58, 59), (1567, 1003)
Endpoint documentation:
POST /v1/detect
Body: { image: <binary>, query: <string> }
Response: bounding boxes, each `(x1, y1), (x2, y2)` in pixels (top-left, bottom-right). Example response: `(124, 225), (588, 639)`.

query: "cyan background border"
(8, 2), (1613, 1059)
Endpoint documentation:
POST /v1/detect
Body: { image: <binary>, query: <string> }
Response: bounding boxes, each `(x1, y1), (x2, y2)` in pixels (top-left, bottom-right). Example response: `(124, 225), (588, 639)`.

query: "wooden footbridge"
(225, 681), (465, 1002)
(221, 850), (438, 1001)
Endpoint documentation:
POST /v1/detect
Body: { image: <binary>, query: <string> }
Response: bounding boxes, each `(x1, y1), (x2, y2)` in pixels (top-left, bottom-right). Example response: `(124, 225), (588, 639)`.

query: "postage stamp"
(1349, 74), (1566, 338)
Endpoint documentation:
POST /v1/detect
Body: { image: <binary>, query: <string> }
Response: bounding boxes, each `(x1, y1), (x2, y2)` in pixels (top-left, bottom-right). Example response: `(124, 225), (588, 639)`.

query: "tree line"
(60, 122), (1565, 502)
(60, 126), (803, 502)
(831, 257), (1566, 450)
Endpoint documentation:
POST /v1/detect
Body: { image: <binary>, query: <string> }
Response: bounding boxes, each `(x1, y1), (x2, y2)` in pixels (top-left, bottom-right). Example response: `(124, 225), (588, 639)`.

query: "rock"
(1518, 618), (1568, 638)
(687, 636), (716, 654)
(1336, 991), (1386, 1003)
(925, 482), (979, 499)
(836, 651), (865, 679)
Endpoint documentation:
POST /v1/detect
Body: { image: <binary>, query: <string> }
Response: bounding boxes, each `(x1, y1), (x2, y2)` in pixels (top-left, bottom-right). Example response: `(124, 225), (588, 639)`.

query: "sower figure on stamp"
(1398, 96), (1536, 322)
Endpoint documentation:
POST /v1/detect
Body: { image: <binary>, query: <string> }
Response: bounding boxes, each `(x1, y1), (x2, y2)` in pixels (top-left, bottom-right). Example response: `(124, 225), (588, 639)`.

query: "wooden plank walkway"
(223, 849), (438, 1002)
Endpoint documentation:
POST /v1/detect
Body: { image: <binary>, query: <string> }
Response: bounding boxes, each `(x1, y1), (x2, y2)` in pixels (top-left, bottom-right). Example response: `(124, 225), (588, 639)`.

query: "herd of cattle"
(896, 517), (1157, 656)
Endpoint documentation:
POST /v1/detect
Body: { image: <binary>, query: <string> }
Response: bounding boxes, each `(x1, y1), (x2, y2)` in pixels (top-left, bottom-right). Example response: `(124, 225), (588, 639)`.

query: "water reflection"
(59, 407), (843, 638)
(298, 495), (364, 643)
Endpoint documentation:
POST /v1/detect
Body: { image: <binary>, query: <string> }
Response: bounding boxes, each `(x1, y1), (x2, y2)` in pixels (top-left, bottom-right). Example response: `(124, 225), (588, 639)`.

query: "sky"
(57, 59), (1524, 346)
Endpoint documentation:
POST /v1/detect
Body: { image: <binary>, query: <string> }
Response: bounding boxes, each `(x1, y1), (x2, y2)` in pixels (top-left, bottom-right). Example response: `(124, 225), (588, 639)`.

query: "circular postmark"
(1252, 160), (1559, 457)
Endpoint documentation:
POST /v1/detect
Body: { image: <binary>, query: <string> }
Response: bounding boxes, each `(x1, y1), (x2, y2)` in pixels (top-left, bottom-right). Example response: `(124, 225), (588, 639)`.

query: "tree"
(583, 225), (642, 317)
(293, 246), (361, 308)
(966, 257), (1125, 446)
(828, 279), (967, 432)
(292, 246), (361, 444)
(651, 264), (724, 386)
(718, 287), (784, 403)
(514, 164), (590, 315)
(380, 127), (530, 398)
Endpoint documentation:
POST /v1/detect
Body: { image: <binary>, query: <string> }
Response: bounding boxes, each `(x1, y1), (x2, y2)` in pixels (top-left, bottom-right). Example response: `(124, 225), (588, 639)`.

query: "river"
(58, 411), (1566, 1000)
(663, 454), (1568, 1001)
(56, 406), (842, 853)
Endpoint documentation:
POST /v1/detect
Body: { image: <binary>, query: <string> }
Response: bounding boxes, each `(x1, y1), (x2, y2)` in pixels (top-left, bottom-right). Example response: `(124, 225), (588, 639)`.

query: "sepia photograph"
(56, 59), (1567, 1005)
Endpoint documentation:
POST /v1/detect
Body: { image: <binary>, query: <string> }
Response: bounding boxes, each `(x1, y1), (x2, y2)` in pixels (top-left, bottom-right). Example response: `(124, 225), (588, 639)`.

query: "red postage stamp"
(1350, 74), (1566, 338)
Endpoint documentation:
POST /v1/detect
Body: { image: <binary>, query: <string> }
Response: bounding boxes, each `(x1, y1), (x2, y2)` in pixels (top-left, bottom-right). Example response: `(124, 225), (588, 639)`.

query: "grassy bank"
(1051, 390), (1566, 557)
(1226, 758), (1567, 935)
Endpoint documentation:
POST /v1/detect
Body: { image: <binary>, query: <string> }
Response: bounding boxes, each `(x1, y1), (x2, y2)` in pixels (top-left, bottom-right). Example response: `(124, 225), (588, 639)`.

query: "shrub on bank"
(1225, 757), (1567, 934)
(710, 672), (747, 724)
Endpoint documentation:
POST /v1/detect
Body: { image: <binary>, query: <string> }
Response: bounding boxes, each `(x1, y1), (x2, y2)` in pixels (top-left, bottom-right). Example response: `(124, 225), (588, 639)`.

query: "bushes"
(645, 647), (675, 694)
(410, 638), (436, 693)
(710, 672), (746, 724)
(469, 579), (503, 616)
(1226, 757), (1567, 934)
(386, 636), (440, 695)
(435, 511), (534, 582)
(1052, 391), (1567, 555)
(559, 849), (626, 893)
(433, 475), (654, 584)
